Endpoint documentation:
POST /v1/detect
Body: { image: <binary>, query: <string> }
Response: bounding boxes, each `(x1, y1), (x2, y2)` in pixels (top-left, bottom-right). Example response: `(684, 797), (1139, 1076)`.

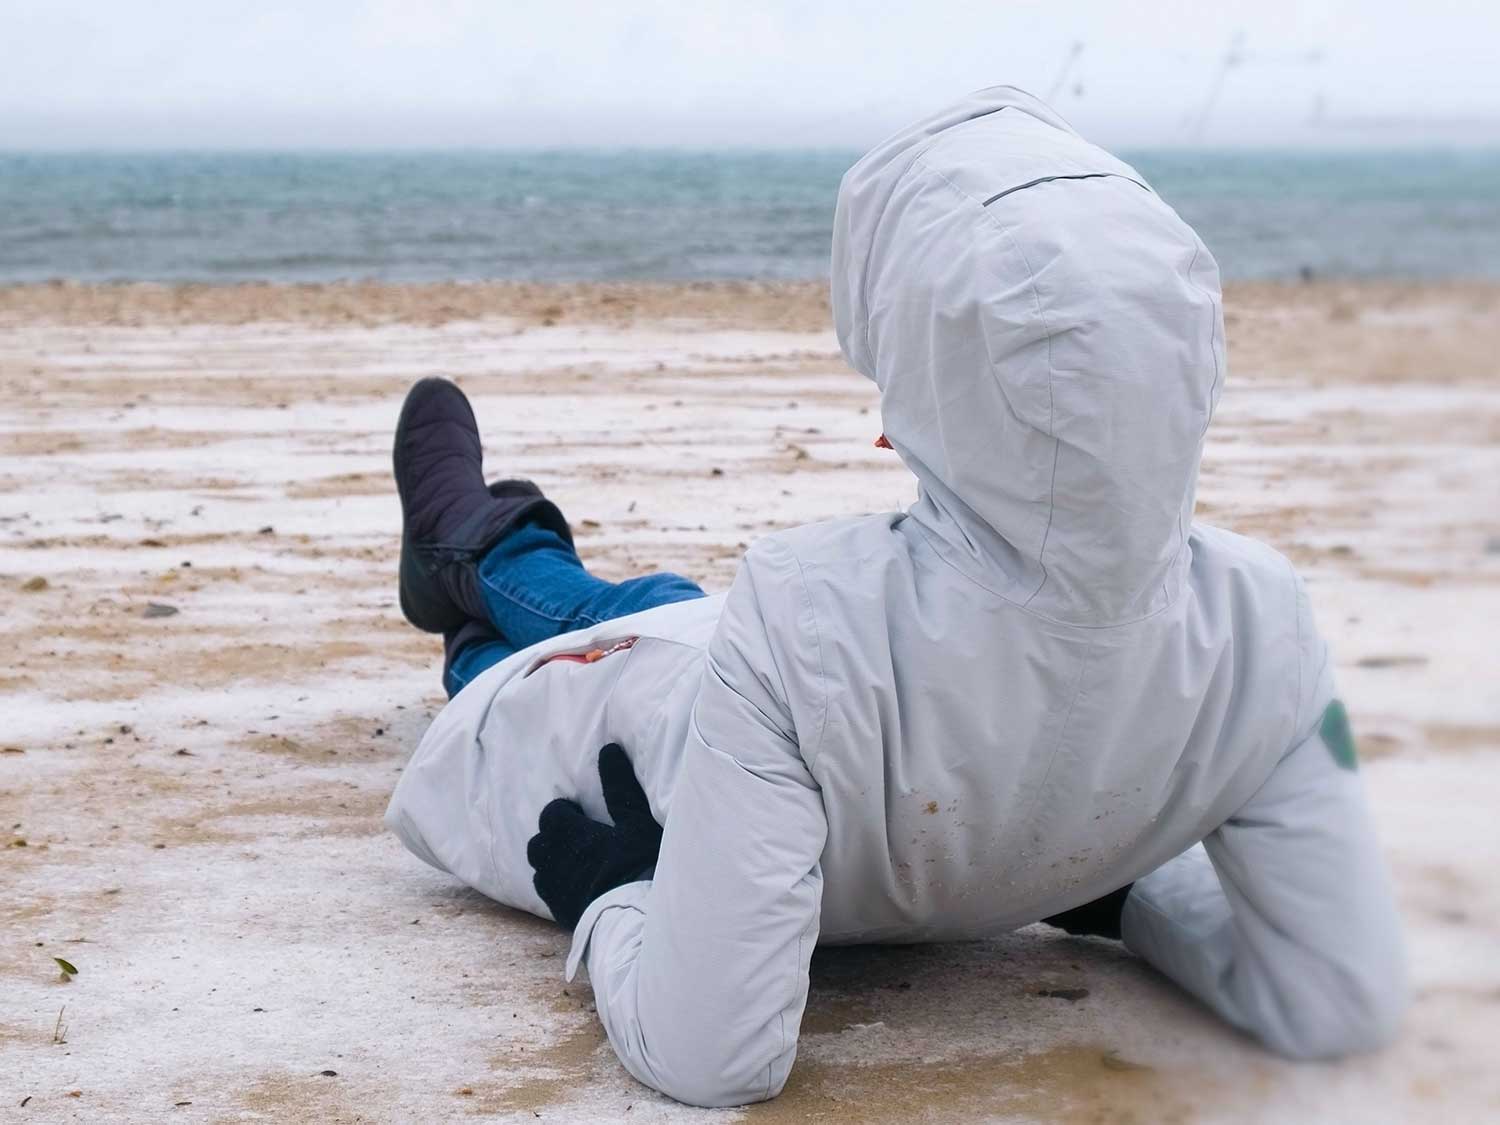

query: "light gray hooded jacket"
(386, 87), (1407, 1107)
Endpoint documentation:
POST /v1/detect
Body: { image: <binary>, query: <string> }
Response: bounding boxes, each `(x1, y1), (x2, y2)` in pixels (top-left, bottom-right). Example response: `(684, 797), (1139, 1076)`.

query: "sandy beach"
(4, 279), (1499, 1123)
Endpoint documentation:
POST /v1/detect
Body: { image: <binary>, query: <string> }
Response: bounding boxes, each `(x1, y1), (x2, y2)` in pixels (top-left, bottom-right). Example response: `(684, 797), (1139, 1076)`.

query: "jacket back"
(755, 512), (1315, 942)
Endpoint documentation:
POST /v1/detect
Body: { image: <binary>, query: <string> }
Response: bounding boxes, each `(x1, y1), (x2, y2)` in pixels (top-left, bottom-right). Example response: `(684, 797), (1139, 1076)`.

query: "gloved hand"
(527, 742), (664, 930)
(1042, 883), (1134, 940)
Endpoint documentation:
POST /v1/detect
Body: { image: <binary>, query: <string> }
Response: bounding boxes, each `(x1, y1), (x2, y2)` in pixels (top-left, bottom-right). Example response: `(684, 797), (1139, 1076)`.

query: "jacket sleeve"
(1120, 575), (1409, 1058)
(563, 540), (829, 1107)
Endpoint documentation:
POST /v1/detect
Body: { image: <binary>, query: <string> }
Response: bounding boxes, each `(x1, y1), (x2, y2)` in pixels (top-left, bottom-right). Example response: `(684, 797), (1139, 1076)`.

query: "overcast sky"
(3, 0), (1498, 149)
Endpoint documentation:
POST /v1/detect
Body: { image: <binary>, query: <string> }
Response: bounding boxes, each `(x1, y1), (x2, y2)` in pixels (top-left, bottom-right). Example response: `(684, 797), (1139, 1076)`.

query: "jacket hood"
(832, 86), (1225, 625)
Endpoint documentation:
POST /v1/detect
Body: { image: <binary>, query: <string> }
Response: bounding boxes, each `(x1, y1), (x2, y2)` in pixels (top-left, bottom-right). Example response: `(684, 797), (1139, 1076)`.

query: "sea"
(2, 149), (1498, 283)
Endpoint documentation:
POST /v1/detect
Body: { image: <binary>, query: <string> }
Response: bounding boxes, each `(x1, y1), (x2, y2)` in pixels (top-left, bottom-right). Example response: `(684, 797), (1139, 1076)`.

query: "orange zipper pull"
(874, 433), (893, 449)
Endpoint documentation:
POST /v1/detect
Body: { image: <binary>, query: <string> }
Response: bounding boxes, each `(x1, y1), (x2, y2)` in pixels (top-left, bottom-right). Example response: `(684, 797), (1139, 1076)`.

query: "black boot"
(393, 377), (571, 633)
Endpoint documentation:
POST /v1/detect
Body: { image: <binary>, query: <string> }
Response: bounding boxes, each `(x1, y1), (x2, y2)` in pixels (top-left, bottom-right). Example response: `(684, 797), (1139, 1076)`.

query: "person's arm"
(558, 541), (829, 1107)
(1121, 579), (1408, 1058)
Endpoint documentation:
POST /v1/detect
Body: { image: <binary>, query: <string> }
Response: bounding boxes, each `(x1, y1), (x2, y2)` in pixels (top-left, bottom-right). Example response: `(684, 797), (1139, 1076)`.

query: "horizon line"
(5, 141), (1500, 156)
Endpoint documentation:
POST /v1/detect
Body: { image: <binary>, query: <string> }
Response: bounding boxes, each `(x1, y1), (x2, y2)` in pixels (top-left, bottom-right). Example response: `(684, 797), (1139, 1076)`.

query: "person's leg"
(439, 519), (706, 697)
(475, 520), (705, 651)
(442, 619), (516, 699)
(392, 376), (704, 696)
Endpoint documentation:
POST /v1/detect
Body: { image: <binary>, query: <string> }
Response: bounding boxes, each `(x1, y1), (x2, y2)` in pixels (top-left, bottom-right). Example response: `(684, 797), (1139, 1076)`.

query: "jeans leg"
(476, 520), (705, 650)
(441, 636), (519, 696)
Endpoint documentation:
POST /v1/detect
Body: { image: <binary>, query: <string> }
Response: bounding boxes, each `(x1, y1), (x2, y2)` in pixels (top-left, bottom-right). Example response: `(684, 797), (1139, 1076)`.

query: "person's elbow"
(647, 1065), (787, 1109)
(609, 1008), (798, 1108)
(1263, 946), (1409, 1060)
(620, 1041), (792, 1108)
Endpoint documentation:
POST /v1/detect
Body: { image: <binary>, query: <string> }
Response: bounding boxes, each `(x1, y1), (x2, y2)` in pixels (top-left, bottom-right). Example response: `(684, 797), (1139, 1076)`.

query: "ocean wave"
(1, 149), (1497, 282)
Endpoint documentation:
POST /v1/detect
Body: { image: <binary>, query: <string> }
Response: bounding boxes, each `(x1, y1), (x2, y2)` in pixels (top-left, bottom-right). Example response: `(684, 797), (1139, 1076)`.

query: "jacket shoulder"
(750, 514), (904, 577)
(1191, 521), (1332, 742)
(1190, 521), (1299, 588)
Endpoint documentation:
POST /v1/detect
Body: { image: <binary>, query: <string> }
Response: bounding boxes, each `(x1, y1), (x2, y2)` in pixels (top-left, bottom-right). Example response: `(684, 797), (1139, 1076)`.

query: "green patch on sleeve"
(1319, 699), (1359, 771)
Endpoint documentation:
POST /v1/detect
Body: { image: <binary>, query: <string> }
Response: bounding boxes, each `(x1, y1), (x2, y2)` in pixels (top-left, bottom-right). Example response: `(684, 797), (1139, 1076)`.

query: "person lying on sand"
(383, 87), (1408, 1108)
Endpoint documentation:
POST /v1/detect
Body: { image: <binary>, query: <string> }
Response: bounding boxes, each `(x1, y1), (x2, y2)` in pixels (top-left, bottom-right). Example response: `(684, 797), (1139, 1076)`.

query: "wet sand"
(3, 281), (1499, 1122)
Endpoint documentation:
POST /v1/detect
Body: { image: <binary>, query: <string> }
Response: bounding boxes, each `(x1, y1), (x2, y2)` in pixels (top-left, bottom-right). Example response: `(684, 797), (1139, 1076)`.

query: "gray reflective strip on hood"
(982, 172), (1150, 207)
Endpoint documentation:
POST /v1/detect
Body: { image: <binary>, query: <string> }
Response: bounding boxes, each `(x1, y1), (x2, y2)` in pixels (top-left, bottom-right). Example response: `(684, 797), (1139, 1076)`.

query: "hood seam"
(990, 215), (1060, 609)
(912, 155), (1064, 610)
(854, 109), (1019, 376)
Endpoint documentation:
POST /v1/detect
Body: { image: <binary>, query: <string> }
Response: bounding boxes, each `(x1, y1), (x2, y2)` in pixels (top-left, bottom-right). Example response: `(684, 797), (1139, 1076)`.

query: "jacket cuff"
(564, 880), (652, 982)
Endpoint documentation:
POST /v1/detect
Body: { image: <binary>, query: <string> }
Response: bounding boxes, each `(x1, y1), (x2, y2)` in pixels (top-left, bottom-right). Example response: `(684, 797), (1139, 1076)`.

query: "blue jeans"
(443, 521), (705, 697)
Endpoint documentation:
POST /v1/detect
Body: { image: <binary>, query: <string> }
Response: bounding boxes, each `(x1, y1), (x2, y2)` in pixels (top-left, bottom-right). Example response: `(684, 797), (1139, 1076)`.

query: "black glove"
(1042, 883), (1134, 940)
(527, 742), (664, 930)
